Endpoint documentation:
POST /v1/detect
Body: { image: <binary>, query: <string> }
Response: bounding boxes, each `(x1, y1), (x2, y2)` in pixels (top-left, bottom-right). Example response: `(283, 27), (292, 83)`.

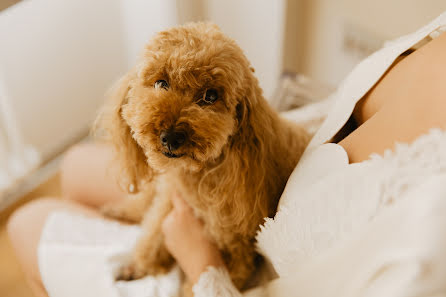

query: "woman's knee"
(60, 143), (124, 207)
(60, 143), (102, 200)
(8, 198), (55, 239)
(7, 198), (100, 261)
(7, 198), (102, 296)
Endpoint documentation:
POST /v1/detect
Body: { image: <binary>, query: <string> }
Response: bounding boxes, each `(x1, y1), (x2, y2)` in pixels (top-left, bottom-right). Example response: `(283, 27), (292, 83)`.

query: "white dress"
(38, 12), (446, 297)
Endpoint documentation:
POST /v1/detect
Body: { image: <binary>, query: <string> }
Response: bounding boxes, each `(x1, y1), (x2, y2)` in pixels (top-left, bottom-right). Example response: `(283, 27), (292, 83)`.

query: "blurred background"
(1, 0), (446, 296)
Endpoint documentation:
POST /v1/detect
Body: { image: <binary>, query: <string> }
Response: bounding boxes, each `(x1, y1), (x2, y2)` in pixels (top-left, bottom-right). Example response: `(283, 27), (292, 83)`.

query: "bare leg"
(7, 142), (125, 297)
(7, 198), (102, 297)
(60, 143), (125, 207)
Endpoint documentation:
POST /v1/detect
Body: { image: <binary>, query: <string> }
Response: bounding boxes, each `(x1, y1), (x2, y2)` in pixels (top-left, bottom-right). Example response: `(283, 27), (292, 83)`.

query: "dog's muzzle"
(160, 130), (186, 154)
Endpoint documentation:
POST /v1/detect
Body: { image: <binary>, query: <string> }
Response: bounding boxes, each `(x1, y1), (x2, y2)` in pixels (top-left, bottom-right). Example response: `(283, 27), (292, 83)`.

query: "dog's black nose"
(160, 130), (186, 151)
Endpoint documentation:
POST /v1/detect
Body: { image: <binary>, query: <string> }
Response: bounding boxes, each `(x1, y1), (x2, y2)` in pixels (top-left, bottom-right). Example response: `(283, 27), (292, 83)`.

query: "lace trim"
(193, 266), (242, 297)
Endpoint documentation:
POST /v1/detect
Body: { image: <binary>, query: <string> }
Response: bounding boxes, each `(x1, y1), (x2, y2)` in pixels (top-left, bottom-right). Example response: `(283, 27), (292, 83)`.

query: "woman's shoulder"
(308, 11), (446, 149)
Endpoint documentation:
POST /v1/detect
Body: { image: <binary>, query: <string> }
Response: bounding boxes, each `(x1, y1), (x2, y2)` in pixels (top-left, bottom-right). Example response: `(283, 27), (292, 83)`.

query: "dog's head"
(97, 23), (260, 192)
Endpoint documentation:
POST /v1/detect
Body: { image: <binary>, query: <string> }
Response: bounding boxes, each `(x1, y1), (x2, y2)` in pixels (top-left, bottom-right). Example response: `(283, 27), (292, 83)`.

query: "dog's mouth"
(162, 151), (185, 158)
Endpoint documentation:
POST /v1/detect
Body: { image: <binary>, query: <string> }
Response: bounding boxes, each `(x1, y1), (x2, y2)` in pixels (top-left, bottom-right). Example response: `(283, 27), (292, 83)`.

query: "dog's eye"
(203, 89), (218, 104)
(154, 80), (169, 90)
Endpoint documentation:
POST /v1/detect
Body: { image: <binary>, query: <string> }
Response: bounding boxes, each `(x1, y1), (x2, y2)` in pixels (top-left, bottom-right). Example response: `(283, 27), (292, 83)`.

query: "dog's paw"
(100, 201), (144, 223)
(116, 262), (147, 281)
(100, 204), (131, 222)
(100, 204), (119, 218)
(116, 261), (170, 281)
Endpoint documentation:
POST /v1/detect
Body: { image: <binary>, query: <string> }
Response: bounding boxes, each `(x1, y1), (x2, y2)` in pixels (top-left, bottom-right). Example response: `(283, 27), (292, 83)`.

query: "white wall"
(0, 0), (178, 161)
(299, 0), (446, 87)
(342, 0), (446, 40)
(0, 0), (127, 158)
(119, 0), (178, 68)
(299, 0), (370, 87)
(204, 0), (287, 100)
(0, 0), (180, 196)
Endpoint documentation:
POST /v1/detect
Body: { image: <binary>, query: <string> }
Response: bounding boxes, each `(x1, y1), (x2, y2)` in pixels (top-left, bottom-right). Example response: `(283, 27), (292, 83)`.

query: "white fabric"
(261, 173), (446, 297)
(193, 267), (242, 297)
(257, 128), (446, 278)
(38, 213), (182, 297)
(38, 12), (446, 297)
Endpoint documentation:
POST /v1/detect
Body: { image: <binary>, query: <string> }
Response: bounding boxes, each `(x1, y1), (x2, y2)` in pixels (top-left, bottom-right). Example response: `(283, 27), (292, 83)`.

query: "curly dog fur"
(96, 22), (310, 290)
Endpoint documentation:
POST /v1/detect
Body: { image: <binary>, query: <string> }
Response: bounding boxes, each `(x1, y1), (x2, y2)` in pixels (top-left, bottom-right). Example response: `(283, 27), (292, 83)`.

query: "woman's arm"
(162, 193), (243, 296)
(162, 192), (225, 284)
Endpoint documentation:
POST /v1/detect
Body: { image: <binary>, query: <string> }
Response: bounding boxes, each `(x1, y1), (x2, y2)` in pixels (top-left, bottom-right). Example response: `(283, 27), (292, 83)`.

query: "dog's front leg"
(117, 195), (174, 280)
(101, 184), (157, 223)
(224, 242), (257, 290)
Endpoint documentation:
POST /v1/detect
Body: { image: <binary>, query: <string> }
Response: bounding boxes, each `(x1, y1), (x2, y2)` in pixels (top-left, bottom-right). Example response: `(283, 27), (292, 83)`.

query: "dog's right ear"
(93, 71), (153, 193)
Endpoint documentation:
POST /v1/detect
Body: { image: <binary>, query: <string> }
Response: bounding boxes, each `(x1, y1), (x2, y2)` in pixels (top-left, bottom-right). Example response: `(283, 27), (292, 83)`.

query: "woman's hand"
(162, 192), (225, 284)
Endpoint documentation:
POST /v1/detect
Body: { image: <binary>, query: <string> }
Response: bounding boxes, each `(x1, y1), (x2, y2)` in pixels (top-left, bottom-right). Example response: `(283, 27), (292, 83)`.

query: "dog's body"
(97, 23), (310, 290)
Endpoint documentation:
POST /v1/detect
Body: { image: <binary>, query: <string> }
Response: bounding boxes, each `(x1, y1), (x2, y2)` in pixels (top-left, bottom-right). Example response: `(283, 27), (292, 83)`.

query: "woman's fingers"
(162, 190), (225, 284)
(163, 191), (190, 235)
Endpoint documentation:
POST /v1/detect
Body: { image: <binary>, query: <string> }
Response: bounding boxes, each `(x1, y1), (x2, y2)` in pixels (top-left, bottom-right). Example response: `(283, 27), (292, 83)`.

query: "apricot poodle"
(96, 22), (310, 290)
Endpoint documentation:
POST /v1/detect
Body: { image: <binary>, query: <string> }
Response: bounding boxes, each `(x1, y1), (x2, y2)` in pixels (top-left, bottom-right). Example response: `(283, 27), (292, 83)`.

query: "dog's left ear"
(235, 78), (257, 132)
(93, 70), (153, 193)
(236, 100), (249, 129)
(234, 78), (267, 146)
